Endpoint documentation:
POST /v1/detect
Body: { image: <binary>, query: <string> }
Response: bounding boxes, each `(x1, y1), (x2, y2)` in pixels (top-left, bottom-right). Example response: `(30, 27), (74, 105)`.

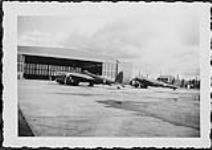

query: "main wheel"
(134, 83), (140, 88)
(89, 82), (94, 86)
(71, 80), (79, 86)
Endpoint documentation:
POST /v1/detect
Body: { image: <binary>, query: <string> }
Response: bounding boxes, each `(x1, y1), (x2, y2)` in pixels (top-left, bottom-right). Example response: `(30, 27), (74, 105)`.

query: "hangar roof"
(18, 45), (116, 63)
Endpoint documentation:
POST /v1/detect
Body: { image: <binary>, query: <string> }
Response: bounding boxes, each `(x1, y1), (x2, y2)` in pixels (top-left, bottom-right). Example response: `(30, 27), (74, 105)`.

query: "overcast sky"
(18, 3), (200, 79)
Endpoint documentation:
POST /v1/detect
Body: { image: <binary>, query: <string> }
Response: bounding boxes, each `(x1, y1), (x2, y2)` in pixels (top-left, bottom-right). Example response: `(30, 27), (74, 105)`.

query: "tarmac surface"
(18, 79), (200, 137)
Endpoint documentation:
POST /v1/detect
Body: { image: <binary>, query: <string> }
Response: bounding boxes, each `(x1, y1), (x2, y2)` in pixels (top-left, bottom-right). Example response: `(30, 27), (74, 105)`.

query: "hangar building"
(17, 46), (132, 83)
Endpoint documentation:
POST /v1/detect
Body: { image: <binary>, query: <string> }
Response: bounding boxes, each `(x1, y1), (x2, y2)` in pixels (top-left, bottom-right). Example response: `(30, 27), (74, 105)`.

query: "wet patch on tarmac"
(96, 100), (200, 132)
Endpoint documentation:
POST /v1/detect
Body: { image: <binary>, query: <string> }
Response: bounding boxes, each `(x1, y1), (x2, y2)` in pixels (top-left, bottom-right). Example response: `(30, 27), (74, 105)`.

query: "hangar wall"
(102, 61), (117, 81)
(17, 46), (132, 82)
(18, 54), (102, 80)
(17, 54), (25, 79)
(118, 61), (133, 83)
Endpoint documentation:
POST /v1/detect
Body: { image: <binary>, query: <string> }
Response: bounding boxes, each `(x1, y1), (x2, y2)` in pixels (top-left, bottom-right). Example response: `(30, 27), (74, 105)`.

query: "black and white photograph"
(2, 2), (211, 148)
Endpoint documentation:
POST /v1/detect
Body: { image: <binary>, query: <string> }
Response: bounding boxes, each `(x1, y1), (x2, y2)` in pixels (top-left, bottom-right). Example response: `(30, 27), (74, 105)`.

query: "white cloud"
(18, 30), (68, 47)
(18, 3), (200, 78)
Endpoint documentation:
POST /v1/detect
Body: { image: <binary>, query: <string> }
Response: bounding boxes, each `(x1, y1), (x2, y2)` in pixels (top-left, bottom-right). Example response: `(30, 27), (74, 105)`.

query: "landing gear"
(71, 80), (79, 86)
(133, 81), (140, 88)
(140, 84), (148, 89)
(89, 82), (94, 86)
(66, 77), (79, 86)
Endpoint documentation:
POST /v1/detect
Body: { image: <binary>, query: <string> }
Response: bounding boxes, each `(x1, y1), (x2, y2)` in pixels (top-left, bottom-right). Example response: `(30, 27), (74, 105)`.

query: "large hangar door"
(22, 55), (103, 80)
(82, 62), (102, 75)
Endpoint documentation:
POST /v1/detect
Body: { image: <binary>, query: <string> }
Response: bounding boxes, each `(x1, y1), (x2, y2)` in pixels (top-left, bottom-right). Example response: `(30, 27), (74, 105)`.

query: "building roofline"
(18, 45), (117, 63)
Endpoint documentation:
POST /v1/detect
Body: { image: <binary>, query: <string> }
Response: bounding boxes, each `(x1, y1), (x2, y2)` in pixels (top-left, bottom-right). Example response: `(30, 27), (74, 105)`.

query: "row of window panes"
(103, 71), (115, 76)
(102, 71), (116, 79)
(24, 63), (81, 75)
(24, 64), (48, 75)
(17, 55), (25, 63)
(103, 65), (116, 72)
(17, 62), (24, 72)
(102, 63), (116, 78)
(49, 65), (81, 73)
(103, 63), (116, 72)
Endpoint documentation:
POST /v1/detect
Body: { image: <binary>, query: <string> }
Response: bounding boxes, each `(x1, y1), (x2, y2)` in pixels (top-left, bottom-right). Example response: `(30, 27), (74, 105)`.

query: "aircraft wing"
(133, 77), (178, 90)
(161, 82), (178, 89)
(67, 72), (94, 81)
(55, 72), (94, 85)
(83, 70), (124, 86)
(144, 78), (178, 89)
(83, 70), (114, 85)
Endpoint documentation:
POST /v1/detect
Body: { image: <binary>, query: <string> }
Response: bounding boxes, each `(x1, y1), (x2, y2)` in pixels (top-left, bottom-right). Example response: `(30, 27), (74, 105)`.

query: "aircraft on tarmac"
(83, 70), (123, 85)
(55, 72), (94, 86)
(55, 70), (123, 87)
(129, 77), (178, 90)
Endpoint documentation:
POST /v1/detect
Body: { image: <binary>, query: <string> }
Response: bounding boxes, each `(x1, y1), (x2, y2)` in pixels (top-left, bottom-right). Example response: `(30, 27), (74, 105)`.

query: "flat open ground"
(18, 79), (200, 137)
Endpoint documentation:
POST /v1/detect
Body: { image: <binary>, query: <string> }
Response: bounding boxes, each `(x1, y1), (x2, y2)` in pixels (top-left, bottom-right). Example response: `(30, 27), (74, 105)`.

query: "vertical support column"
(115, 60), (119, 78)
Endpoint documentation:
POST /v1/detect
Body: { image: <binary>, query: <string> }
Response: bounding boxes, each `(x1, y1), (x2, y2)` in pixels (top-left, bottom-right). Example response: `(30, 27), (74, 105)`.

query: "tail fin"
(115, 71), (123, 83)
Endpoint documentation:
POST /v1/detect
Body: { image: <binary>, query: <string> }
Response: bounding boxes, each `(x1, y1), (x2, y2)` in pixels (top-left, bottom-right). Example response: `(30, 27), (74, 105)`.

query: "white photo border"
(2, 2), (211, 148)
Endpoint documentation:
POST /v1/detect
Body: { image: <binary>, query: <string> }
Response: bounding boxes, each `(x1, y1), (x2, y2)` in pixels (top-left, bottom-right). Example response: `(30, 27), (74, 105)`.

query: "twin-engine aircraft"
(55, 70), (178, 90)
(55, 70), (123, 87)
(130, 77), (178, 90)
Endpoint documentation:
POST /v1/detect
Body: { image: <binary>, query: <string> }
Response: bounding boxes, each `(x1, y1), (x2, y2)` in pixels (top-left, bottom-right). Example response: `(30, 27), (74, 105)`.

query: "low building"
(157, 75), (175, 84)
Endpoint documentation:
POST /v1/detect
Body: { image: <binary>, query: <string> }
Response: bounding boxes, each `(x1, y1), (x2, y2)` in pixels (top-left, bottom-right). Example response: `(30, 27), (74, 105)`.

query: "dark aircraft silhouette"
(55, 70), (123, 87)
(55, 72), (94, 86)
(130, 77), (178, 90)
(83, 70), (123, 85)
